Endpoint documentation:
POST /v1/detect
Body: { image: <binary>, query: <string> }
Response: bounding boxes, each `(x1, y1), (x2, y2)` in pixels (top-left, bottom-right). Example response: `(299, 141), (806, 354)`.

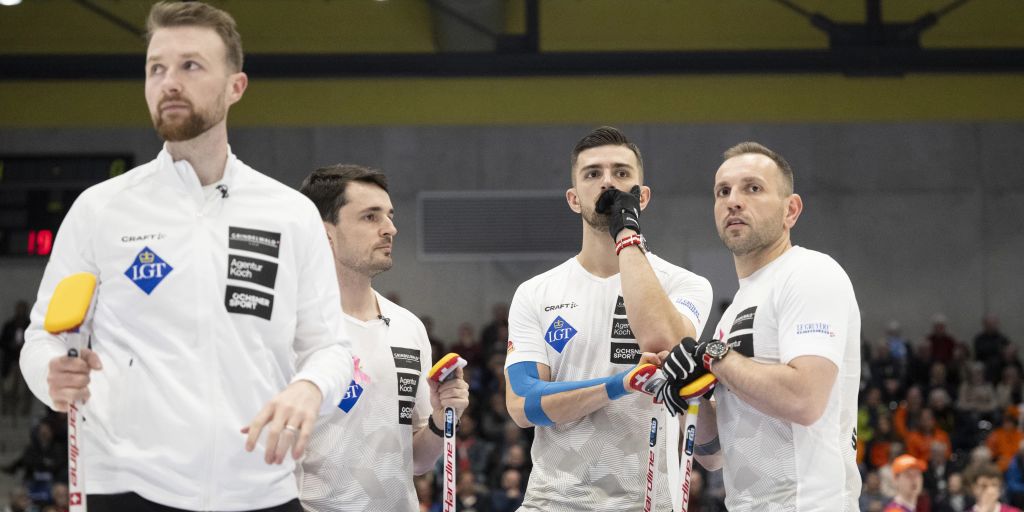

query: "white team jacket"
(21, 147), (354, 511)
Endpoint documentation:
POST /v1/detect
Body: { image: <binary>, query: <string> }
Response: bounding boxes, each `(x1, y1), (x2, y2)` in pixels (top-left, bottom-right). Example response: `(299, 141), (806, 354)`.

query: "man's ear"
(566, 188), (582, 214)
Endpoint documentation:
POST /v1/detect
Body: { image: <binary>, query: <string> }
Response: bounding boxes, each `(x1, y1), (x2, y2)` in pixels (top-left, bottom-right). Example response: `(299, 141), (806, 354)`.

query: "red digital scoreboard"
(0, 155), (132, 257)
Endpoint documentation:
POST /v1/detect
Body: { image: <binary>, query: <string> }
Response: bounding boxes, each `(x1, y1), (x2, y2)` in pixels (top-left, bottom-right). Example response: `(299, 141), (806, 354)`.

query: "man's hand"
(595, 185), (642, 240)
(657, 338), (716, 416)
(429, 366), (470, 424)
(624, 353), (665, 399)
(242, 380), (322, 464)
(47, 348), (102, 412)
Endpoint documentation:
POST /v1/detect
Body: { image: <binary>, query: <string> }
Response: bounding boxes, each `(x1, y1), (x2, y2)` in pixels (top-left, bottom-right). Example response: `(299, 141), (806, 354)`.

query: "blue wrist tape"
(507, 362), (630, 426)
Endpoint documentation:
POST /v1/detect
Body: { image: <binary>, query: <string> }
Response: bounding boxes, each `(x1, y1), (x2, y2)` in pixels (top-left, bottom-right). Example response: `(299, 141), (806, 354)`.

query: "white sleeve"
(412, 318), (433, 431)
(21, 191), (102, 410)
(290, 204), (354, 415)
(776, 257), (853, 366)
(503, 281), (548, 369)
(666, 272), (714, 340)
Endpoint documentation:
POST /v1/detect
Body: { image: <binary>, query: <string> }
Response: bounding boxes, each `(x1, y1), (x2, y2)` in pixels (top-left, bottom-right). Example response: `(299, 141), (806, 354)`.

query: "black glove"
(657, 337), (717, 416)
(594, 185), (642, 240)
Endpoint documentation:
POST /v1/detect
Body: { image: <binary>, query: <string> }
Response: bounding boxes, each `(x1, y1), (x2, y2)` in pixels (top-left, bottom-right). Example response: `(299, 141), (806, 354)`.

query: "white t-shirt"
(505, 254), (712, 511)
(712, 246), (861, 512)
(297, 292), (433, 512)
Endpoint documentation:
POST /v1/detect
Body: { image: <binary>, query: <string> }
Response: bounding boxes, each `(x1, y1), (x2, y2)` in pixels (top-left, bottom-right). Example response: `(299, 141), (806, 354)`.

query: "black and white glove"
(657, 338), (717, 416)
(594, 185), (642, 240)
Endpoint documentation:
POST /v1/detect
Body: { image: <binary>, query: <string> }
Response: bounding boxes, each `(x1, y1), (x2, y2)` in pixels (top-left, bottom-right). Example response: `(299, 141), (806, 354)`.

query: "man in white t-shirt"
(659, 142), (862, 511)
(503, 126), (714, 511)
(297, 164), (470, 512)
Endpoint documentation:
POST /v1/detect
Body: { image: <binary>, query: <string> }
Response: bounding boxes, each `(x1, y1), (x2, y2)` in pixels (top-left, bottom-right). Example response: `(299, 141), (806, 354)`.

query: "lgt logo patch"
(337, 380), (364, 413)
(124, 246), (172, 294)
(544, 316), (577, 353)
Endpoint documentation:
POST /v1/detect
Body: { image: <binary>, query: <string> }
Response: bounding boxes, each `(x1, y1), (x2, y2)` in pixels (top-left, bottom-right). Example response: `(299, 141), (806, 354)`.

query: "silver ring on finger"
(284, 424), (299, 435)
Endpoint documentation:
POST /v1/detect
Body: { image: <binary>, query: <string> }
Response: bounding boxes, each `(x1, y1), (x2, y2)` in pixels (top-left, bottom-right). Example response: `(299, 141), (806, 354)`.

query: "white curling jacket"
(21, 147), (354, 511)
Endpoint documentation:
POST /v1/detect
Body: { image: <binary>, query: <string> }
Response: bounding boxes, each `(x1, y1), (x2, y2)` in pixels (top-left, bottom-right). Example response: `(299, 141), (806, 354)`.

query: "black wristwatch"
(702, 339), (730, 371)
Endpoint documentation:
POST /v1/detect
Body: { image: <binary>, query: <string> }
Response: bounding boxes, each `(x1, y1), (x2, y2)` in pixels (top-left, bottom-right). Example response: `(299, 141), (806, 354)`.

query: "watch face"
(707, 341), (728, 358)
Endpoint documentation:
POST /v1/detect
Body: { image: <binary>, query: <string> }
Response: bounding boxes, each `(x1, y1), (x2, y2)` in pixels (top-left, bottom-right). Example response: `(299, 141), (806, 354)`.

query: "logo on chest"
(123, 246), (173, 295)
(545, 316), (577, 353)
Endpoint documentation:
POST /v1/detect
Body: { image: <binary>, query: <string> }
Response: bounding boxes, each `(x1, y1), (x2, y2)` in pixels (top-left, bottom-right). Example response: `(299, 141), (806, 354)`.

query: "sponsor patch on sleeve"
(544, 316), (577, 353)
(124, 246), (173, 295)
(673, 297), (702, 323)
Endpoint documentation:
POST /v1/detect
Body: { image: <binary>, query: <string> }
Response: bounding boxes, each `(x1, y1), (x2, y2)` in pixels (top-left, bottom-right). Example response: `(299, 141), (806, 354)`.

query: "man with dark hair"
(20, 2), (353, 511)
(967, 463), (1022, 512)
(503, 126), (713, 510)
(0, 300), (31, 416)
(296, 164), (469, 512)
(659, 141), (862, 511)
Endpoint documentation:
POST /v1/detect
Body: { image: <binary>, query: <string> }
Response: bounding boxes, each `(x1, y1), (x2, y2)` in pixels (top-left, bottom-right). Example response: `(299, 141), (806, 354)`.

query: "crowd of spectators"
(2, 298), (1021, 512)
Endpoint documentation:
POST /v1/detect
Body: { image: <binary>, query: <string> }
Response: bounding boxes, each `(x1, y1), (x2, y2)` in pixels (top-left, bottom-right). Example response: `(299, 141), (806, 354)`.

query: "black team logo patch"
(227, 254), (278, 289)
(391, 347), (421, 371)
(228, 227), (282, 258)
(610, 342), (642, 365)
(398, 400), (415, 425)
(614, 295), (627, 316)
(397, 372), (419, 398)
(611, 318), (635, 339)
(225, 286), (274, 320)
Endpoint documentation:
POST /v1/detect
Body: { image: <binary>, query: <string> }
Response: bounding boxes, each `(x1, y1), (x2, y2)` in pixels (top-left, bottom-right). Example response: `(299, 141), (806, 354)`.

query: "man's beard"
(152, 94), (224, 142)
(581, 205), (609, 231)
(353, 257), (393, 278)
(719, 212), (785, 256)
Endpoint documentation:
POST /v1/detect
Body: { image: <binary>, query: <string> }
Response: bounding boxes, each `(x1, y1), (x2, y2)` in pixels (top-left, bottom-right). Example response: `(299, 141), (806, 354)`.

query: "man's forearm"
(618, 246), (692, 353)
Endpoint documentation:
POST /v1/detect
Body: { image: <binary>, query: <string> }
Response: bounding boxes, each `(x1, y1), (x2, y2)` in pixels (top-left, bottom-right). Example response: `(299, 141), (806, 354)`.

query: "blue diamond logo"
(338, 380), (364, 413)
(544, 315), (577, 353)
(123, 246), (173, 295)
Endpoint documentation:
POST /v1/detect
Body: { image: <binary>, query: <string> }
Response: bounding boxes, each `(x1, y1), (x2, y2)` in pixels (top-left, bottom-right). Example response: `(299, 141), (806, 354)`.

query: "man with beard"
(19, 3), (353, 511)
(503, 126), (713, 510)
(295, 165), (469, 511)
(658, 142), (861, 511)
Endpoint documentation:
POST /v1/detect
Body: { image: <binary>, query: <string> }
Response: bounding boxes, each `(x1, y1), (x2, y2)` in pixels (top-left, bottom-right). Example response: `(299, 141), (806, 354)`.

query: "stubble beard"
(719, 212), (785, 257)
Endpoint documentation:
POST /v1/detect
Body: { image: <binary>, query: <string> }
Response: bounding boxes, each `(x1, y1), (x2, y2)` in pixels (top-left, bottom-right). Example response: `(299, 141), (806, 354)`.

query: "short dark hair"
(146, 1), (244, 72)
(299, 164), (389, 224)
(966, 463), (1003, 487)
(723, 141), (794, 195)
(570, 126), (644, 183)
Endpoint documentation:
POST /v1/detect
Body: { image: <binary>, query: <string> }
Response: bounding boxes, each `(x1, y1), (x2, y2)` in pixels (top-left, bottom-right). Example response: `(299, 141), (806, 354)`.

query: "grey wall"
(2, 123), (1022, 347)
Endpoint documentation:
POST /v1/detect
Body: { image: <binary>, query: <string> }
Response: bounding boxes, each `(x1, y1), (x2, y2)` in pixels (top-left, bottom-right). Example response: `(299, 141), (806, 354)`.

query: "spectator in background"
(869, 417), (903, 471)
(414, 474), (435, 512)
(975, 314), (1011, 383)
(479, 392), (511, 443)
(1005, 440), (1024, 508)
(896, 386), (926, 441)
(450, 471), (490, 512)
(907, 409), (952, 464)
(862, 470), (893, 512)
(986, 415), (1024, 472)
(959, 362), (999, 423)
(880, 443), (907, 498)
(995, 346), (1024, 391)
(966, 463), (1021, 512)
(928, 314), (957, 365)
(3, 422), (65, 503)
(884, 320), (912, 369)
(479, 303), (509, 360)
(451, 322), (482, 368)
(3, 486), (37, 512)
(885, 454), (927, 512)
(1, 300), (32, 416)
(862, 386), (891, 442)
(934, 472), (970, 512)
(489, 469), (524, 512)
(929, 363), (958, 403)
(925, 440), (954, 500)
(930, 389), (958, 440)
(420, 316), (446, 363)
(909, 342), (935, 389)
(50, 482), (69, 512)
